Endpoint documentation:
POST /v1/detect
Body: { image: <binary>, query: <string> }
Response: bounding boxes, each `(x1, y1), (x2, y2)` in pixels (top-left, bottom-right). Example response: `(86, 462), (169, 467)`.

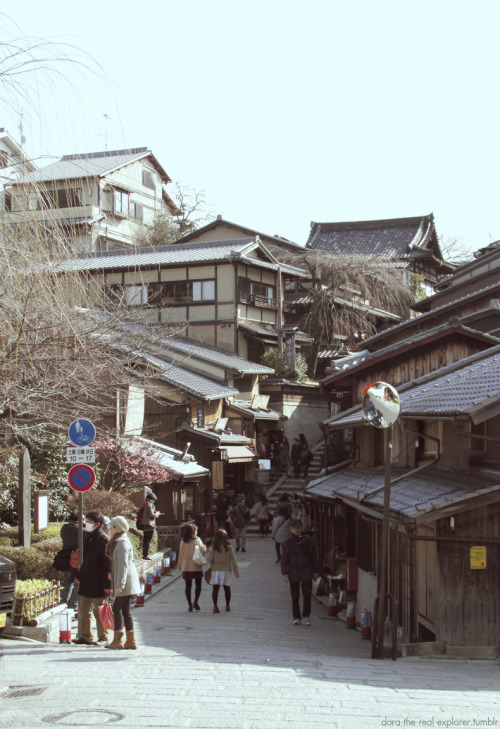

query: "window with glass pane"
(114, 189), (129, 216)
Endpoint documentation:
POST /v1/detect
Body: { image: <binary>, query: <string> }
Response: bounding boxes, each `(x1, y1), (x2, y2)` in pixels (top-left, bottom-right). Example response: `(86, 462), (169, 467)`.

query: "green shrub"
(0, 545), (60, 580)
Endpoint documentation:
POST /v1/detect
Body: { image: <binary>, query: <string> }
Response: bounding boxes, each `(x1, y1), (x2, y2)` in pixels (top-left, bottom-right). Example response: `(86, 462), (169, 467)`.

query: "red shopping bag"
(97, 601), (114, 630)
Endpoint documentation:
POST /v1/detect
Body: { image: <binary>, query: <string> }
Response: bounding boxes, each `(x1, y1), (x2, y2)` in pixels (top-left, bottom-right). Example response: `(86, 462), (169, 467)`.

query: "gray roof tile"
(306, 214), (447, 263)
(16, 148), (157, 183)
(323, 344), (500, 426)
(51, 238), (309, 278)
(307, 465), (500, 523)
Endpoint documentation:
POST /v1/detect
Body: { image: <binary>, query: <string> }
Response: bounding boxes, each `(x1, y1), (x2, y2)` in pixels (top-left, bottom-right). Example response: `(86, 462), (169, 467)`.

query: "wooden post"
(18, 447), (31, 547)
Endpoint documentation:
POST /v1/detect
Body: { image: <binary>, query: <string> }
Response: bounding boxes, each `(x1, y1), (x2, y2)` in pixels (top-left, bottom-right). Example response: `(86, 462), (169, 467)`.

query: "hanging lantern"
(59, 611), (72, 643)
(163, 556), (171, 575)
(135, 583), (145, 606)
(360, 608), (372, 640)
(346, 601), (356, 629)
(144, 572), (153, 593)
(153, 564), (161, 584)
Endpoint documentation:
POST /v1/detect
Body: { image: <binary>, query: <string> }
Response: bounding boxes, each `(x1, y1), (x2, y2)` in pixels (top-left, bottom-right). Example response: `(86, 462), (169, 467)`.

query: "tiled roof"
(110, 317), (275, 376)
(321, 320), (499, 386)
(225, 399), (286, 421)
(307, 465), (500, 524)
(133, 437), (209, 480)
(363, 282), (500, 349)
(50, 237), (309, 277)
(15, 147), (171, 184)
(400, 348), (500, 418)
(79, 308), (274, 380)
(140, 353), (239, 401)
(306, 214), (448, 265)
(237, 320), (311, 343)
(176, 424), (253, 445)
(151, 334), (274, 376)
(323, 344), (500, 426)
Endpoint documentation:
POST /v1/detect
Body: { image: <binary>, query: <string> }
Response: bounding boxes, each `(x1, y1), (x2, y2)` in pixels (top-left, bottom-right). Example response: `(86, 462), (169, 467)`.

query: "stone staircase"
(246, 441), (325, 537)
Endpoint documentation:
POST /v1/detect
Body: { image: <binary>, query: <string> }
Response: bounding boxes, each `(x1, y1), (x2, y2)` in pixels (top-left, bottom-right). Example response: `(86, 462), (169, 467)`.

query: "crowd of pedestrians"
(54, 430), (318, 644)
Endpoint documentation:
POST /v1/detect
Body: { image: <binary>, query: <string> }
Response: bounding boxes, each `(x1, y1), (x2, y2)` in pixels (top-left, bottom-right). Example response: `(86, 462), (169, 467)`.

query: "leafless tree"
(139, 182), (213, 247)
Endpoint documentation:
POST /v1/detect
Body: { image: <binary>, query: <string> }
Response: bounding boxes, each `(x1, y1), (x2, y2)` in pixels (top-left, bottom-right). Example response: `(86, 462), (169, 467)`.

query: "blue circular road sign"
(68, 419), (96, 447)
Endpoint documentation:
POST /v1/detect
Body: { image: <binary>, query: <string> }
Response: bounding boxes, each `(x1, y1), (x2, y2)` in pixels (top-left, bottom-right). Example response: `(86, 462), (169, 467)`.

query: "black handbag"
(52, 548), (72, 571)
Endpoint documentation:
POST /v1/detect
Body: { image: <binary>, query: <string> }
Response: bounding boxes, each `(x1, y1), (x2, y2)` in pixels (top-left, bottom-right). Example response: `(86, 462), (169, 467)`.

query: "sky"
(1, 0), (499, 256)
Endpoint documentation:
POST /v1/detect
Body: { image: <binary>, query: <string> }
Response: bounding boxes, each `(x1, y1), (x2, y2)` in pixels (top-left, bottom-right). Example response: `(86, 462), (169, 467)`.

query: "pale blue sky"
(1, 0), (499, 255)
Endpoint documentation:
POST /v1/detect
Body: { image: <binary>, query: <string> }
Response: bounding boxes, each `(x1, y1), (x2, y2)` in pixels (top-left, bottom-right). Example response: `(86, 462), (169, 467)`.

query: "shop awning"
(221, 445), (257, 463)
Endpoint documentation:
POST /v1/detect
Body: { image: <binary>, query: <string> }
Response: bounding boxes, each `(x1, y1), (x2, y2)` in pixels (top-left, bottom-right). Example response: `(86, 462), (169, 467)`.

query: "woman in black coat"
(72, 510), (111, 646)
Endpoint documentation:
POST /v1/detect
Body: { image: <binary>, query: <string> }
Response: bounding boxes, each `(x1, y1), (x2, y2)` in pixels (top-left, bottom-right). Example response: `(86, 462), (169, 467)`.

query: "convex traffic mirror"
(362, 381), (400, 429)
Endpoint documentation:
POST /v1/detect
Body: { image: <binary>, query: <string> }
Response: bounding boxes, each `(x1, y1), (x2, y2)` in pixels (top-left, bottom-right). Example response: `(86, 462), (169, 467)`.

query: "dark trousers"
(184, 575), (202, 606)
(212, 584), (231, 606)
(142, 528), (154, 558)
(275, 542), (281, 560)
(289, 580), (312, 619)
(112, 595), (133, 632)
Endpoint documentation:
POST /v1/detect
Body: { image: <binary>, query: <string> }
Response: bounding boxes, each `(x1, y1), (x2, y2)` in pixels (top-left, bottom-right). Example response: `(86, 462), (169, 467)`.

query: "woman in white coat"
(105, 516), (141, 650)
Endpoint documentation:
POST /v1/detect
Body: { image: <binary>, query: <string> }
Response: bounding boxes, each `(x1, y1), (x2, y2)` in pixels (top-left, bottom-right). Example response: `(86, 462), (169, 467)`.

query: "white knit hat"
(110, 516), (129, 533)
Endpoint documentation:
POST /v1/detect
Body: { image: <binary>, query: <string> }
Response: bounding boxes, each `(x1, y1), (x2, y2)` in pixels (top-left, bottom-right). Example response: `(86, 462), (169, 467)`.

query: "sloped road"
(0, 536), (498, 729)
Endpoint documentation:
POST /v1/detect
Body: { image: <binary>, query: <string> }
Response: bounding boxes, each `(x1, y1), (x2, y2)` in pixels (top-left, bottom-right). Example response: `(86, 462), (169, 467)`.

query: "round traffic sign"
(68, 464), (96, 492)
(68, 419), (96, 447)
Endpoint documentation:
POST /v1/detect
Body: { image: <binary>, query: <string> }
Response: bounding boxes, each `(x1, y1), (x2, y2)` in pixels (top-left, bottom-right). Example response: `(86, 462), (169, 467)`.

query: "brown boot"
(105, 630), (124, 650)
(124, 630), (137, 649)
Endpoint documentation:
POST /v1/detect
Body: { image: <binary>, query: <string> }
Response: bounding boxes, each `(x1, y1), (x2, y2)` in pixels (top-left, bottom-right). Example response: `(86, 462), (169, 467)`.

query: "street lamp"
(362, 381), (400, 660)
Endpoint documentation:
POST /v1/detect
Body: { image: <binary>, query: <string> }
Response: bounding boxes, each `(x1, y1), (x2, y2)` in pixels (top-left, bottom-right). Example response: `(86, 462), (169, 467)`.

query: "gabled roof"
(79, 308), (275, 388)
(412, 241), (500, 313)
(306, 214), (453, 273)
(307, 465), (500, 525)
(51, 237), (309, 277)
(362, 282), (500, 350)
(321, 319), (500, 388)
(173, 216), (305, 252)
(0, 128), (37, 172)
(139, 353), (239, 401)
(14, 147), (171, 184)
(323, 344), (500, 427)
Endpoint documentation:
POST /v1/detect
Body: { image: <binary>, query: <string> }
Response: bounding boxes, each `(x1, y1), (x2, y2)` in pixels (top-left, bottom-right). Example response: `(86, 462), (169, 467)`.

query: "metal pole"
(376, 425), (393, 658)
(78, 493), (84, 569)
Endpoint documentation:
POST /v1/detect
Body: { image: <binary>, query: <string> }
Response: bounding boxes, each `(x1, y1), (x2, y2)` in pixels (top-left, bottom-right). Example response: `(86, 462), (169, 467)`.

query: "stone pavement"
(0, 536), (499, 729)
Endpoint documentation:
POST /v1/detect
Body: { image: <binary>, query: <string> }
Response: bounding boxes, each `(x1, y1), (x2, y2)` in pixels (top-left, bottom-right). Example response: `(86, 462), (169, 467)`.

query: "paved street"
(1, 536), (499, 729)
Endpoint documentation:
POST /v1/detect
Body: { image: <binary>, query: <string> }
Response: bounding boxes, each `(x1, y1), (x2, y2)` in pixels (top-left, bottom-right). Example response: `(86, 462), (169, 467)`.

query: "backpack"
(69, 549), (79, 569)
(52, 547), (72, 571)
(136, 504), (146, 531)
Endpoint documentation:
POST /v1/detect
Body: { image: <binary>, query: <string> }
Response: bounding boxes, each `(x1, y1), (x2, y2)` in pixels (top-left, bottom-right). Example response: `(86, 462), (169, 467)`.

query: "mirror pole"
(376, 425), (393, 658)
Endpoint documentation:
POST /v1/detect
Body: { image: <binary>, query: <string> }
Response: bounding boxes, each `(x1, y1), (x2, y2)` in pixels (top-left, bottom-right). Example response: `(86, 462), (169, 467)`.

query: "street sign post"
(68, 464), (96, 493)
(68, 419), (96, 447)
(66, 447), (96, 464)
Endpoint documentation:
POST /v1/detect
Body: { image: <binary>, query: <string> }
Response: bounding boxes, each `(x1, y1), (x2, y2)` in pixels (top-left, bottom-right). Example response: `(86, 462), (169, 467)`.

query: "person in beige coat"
(208, 529), (239, 613)
(177, 523), (206, 611)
